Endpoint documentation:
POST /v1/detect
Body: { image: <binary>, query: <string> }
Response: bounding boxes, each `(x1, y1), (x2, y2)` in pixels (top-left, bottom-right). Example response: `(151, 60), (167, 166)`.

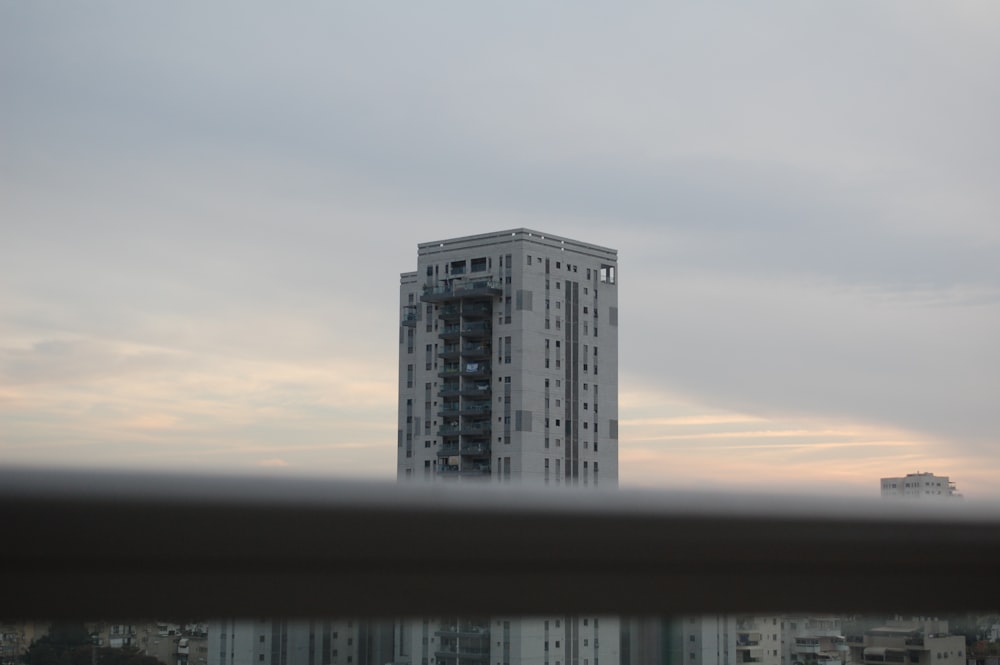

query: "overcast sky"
(2, 3), (998, 497)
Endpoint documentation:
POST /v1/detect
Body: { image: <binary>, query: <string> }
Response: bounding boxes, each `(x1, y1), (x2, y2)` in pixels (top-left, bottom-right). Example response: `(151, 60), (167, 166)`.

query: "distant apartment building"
(880, 473), (960, 499)
(0, 622), (43, 665)
(207, 619), (390, 665)
(844, 619), (965, 665)
(783, 616), (847, 665)
(397, 229), (619, 485)
(662, 615), (784, 665)
(653, 615), (851, 665)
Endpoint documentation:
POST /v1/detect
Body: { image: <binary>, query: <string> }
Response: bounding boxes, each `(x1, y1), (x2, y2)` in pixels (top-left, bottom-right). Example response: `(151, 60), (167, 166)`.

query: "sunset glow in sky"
(2, 3), (998, 497)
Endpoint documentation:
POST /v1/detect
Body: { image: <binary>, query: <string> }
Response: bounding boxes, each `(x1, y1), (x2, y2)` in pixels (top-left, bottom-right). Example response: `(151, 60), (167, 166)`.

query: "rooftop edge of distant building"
(416, 228), (618, 258)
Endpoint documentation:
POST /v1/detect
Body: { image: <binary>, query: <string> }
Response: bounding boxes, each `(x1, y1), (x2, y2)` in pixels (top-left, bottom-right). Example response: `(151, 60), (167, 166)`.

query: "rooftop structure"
(881, 472), (961, 499)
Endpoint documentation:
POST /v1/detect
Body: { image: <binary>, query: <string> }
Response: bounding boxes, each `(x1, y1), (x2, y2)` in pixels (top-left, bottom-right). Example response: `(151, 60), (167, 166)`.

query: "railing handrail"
(3, 469), (1000, 619)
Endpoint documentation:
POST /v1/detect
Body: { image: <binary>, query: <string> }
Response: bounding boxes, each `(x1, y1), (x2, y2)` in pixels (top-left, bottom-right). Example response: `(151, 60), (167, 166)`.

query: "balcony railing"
(4, 469), (1000, 618)
(433, 649), (489, 662)
(461, 344), (490, 357)
(438, 364), (460, 377)
(460, 322), (492, 336)
(438, 404), (461, 417)
(460, 362), (490, 377)
(460, 443), (490, 456)
(461, 303), (492, 318)
(437, 444), (460, 457)
(421, 280), (503, 303)
(460, 423), (491, 436)
(434, 626), (490, 638)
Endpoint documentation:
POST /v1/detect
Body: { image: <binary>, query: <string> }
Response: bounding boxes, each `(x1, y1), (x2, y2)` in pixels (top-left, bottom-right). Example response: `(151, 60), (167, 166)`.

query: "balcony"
(460, 422), (491, 436)
(460, 321), (492, 337)
(460, 362), (490, 377)
(461, 303), (492, 318)
(438, 345), (461, 360)
(461, 382), (492, 397)
(439, 305), (461, 320)
(461, 343), (491, 358)
(460, 442), (490, 457)
(437, 443), (459, 457)
(459, 402), (491, 416)
(401, 305), (418, 327)
(421, 279), (503, 303)
(864, 648), (907, 664)
(439, 325), (461, 340)
(438, 403), (461, 418)
(433, 650), (489, 662)
(435, 625), (490, 639)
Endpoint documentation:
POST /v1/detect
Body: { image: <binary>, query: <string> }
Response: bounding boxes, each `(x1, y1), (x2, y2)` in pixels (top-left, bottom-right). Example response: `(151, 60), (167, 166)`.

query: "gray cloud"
(2, 2), (998, 479)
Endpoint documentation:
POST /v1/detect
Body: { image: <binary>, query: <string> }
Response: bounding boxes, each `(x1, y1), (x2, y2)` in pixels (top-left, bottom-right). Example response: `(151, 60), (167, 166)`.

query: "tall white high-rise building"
(397, 229), (619, 485)
(394, 230), (621, 665)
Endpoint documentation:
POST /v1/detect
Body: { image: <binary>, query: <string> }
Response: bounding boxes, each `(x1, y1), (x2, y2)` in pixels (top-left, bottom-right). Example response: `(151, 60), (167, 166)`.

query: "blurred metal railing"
(2, 469), (999, 619)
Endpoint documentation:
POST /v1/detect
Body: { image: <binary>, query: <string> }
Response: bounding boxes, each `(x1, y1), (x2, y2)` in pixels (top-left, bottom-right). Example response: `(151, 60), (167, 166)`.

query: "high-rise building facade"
(397, 229), (619, 485)
(394, 230), (621, 665)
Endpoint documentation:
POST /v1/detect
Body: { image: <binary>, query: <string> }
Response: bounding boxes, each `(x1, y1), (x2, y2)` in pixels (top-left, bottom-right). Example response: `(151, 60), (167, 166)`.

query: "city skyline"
(2, 4), (998, 497)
